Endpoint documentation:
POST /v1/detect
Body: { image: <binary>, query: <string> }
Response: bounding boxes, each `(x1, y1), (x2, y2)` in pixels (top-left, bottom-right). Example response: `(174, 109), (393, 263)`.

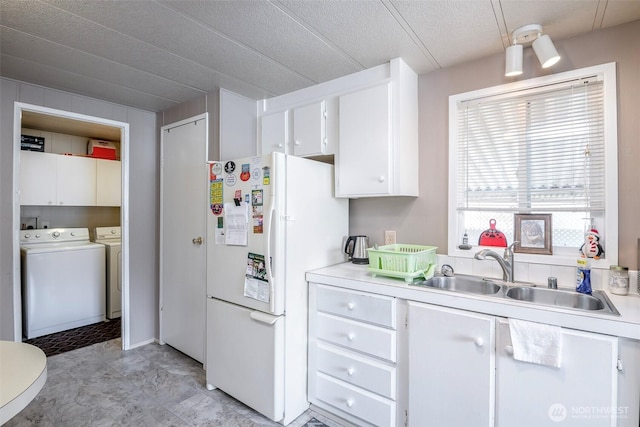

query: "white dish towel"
(509, 318), (563, 368)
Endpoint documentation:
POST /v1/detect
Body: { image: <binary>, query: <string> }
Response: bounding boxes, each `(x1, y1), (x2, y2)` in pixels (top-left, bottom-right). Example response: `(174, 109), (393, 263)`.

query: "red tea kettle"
(478, 219), (507, 247)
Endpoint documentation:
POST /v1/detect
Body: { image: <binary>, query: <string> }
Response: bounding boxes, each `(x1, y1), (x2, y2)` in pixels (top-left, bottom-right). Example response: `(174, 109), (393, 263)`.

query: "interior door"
(160, 114), (208, 363)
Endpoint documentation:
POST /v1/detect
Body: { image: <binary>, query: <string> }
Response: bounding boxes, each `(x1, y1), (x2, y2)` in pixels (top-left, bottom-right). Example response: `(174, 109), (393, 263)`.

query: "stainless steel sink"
(416, 275), (502, 295)
(506, 286), (620, 315)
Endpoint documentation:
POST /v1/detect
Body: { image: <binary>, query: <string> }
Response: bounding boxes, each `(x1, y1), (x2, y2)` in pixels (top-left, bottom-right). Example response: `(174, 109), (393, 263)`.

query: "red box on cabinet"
(88, 139), (117, 160)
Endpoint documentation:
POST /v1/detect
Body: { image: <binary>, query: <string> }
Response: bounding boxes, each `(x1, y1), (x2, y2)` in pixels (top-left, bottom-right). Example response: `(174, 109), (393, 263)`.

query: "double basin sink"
(414, 275), (620, 315)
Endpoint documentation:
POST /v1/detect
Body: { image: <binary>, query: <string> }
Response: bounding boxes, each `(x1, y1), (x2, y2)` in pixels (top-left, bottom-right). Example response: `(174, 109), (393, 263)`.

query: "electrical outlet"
(384, 230), (396, 245)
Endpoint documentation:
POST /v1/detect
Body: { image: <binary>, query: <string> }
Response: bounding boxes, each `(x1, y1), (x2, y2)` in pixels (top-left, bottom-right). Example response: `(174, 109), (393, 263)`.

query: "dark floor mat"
(24, 318), (121, 356)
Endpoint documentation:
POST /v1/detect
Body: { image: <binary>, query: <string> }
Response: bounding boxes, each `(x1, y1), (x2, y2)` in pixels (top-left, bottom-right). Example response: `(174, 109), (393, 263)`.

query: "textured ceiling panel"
(598, 0), (640, 28)
(41, 0), (314, 95)
(1, 54), (176, 111)
(278, 0), (439, 75)
(1, 0), (639, 112)
(391, 0), (504, 68)
(500, 1), (601, 41)
(0, 27), (202, 104)
(161, 0), (363, 83)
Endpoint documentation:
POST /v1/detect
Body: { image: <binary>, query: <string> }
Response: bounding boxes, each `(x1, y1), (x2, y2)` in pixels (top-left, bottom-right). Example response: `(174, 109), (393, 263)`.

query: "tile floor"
(6, 339), (343, 427)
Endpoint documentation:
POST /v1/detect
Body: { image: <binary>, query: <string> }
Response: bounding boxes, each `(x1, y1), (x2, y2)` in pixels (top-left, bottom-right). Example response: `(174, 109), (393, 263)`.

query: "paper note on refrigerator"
(244, 253), (270, 303)
(224, 202), (248, 246)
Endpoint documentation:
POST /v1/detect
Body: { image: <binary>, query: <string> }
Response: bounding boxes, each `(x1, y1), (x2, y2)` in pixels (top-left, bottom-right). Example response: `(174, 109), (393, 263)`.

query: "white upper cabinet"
(336, 59), (418, 198)
(293, 101), (327, 157)
(260, 110), (288, 155)
(219, 89), (257, 161)
(259, 57), (418, 196)
(20, 151), (120, 206)
(337, 83), (392, 197)
(56, 155), (97, 206)
(96, 159), (121, 206)
(20, 151), (58, 206)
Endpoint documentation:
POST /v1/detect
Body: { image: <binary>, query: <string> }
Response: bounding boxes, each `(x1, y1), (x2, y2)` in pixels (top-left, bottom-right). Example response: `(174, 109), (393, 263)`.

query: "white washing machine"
(94, 226), (122, 319)
(20, 228), (106, 339)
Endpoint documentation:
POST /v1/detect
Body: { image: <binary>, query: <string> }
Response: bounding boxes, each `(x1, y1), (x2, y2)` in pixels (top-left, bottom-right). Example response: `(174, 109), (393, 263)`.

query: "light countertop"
(307, 262), (640, 340)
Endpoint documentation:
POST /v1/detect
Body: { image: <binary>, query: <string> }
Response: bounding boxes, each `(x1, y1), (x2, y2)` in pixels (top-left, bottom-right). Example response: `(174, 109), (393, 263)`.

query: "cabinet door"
(337, 83), (391, 197)
(56, 155), (96, 206)
(20, 151), (57, 205)
(293, 101), (326, 157)
(96, 159), (121, 206)
(219, 89), (257, 160)
(261, 110), (288, 154)
(407, 302), (495, 427)
(496, 320), (618, 427)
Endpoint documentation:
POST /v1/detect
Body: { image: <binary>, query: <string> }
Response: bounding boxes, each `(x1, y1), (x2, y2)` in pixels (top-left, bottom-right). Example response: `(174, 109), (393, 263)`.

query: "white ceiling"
(1, 0), (639, 112)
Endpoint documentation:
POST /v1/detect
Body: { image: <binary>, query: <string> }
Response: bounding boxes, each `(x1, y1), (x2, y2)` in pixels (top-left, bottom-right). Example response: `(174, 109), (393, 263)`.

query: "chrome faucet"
(474, 242), (519, 282)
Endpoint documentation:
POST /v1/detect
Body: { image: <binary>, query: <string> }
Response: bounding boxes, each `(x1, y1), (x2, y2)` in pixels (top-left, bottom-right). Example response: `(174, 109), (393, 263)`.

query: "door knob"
(192, 236), (203, 245)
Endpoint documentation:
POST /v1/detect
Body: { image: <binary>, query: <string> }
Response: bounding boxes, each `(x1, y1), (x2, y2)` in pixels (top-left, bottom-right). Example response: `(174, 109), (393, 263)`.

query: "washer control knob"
(52, 231), (61, 238)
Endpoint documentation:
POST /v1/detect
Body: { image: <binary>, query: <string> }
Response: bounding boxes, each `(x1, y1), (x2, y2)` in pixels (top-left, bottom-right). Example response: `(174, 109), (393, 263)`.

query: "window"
(448, 63), (618, 266)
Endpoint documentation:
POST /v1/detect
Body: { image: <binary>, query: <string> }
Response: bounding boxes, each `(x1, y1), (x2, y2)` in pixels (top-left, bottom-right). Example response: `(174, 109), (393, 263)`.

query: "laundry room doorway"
(12, 102), (131, 350)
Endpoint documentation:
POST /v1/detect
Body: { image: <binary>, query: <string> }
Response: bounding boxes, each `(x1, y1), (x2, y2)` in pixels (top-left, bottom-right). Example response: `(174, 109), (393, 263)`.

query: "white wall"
(0, 78), (158, 344)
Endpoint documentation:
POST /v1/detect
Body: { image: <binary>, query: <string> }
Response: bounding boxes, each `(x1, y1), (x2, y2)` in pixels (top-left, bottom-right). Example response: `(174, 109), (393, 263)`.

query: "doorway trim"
(12, 102), (131, 349)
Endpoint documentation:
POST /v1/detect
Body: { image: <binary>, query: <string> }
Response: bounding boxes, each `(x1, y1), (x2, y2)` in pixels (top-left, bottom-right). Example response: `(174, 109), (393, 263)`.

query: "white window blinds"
(457, 76), (605, 214)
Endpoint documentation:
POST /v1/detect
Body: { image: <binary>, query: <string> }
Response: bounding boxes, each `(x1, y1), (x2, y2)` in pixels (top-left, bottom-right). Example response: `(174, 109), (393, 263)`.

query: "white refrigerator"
(205, 152), (349, 424)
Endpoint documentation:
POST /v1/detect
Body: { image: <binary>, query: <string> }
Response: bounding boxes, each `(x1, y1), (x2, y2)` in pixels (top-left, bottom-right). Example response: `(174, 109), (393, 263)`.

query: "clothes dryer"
(94, 226), (122, 319)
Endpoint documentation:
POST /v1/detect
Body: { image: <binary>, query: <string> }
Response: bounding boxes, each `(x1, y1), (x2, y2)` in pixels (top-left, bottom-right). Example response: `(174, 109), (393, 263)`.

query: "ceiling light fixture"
(505, 24), (560, 77)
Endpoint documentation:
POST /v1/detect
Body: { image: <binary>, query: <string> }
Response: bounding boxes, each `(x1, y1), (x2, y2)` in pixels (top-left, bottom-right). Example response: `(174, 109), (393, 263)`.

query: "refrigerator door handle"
(249, 310), (281, 325)
(265, 190), (276, 312)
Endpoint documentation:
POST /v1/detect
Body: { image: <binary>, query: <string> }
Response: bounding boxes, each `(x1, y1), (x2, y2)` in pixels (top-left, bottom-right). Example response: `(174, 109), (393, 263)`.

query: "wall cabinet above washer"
(20, 151), (120, 207)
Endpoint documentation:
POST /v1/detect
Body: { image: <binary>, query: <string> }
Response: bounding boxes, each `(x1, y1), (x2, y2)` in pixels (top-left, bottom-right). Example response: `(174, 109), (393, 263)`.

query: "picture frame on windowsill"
(514, 213), (552, 255)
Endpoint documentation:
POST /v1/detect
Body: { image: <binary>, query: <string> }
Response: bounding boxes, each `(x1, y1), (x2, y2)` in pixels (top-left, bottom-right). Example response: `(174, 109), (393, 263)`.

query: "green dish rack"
(367, 244), (438, 282)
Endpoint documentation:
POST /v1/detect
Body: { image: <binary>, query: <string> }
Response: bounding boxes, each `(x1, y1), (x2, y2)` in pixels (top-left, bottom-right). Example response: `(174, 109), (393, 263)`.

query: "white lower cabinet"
(496, 319), (618, 427)
(406, 302), (621, 427)
(309, 283), (398, 426)
(407, 301), (495, 427)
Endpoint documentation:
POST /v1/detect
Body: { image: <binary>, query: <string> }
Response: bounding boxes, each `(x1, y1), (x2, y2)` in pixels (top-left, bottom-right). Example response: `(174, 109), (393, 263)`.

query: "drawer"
(313, 372), (395, 427)
(315, 312), (396, 362)
(316, 284), (396, 329)
(314, 342), (396, 399)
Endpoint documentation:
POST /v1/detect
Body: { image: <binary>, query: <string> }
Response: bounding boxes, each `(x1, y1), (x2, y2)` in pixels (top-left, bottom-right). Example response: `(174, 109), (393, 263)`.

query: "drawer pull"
(474, 337), (484, 347)
(346, 398), (354, 408)
(347, 333), (355, 342)
(347, 302), (355, 310)
(505, 345), (514, 355)
(347, 367), (355, 376)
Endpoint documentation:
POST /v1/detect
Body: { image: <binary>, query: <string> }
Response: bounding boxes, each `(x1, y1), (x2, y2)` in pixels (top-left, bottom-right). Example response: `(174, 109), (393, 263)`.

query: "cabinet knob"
(347, 302), (355, 310)
(378, 176), (385, 183)
(192, 236), (203, 245)
(347, 367), (355, 376)
(276, 143), (283, 148)
(505, 345), (514, 355)
(346, 399), (354, 408)
(347, 332), (355, 341)
(294, 140), (301, 146)
(474, 337), (484, 347)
